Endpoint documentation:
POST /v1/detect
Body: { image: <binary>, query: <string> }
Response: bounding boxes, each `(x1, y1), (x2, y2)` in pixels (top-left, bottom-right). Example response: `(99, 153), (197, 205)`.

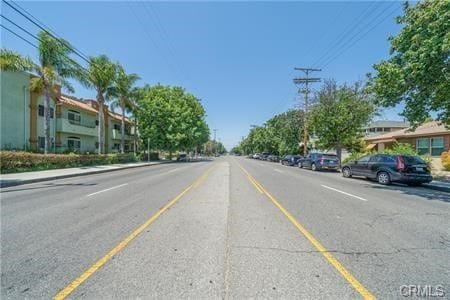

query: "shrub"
(442, 150), (450, 171)
(344, 143), (431, 167)
(0, 151), (139, 174)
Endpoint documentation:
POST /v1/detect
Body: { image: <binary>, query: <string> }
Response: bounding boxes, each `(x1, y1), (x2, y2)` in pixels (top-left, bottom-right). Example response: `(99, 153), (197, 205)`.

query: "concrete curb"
(0, 161), (174, 188)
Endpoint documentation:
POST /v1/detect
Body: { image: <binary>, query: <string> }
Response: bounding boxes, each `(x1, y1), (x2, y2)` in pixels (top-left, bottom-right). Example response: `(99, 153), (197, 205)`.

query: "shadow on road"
(0, 182), (98, 194)
(369, 184), (449, 203)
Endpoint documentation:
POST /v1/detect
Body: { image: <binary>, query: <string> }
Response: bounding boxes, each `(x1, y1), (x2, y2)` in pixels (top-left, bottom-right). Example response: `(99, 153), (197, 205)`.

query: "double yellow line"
(236, 161), (375, 300)
(54, 164), (216, 300)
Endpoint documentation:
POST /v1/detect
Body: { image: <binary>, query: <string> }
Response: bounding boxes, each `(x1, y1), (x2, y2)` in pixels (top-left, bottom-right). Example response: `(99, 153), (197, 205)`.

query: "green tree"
(137, 85), (209, 157)
(0, 31), (80, 153)
(79, 55), (117, 154)
(368, 0), (450, 127)
(108, 65), (140, 153)
(309, 80), (376, 165)
(128, 86), (146, 155)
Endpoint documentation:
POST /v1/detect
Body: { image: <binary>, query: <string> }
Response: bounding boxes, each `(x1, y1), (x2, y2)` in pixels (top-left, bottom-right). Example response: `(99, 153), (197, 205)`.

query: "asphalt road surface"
(1, 156), (449, 299)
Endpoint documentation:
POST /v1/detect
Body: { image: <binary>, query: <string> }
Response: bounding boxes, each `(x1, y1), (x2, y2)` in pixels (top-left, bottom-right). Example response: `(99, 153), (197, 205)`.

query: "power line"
(1, 14), (91, 77)
(2, 0), (91, 66)
(1, 14), (41, 42)
(321, 3), (401, 68)
(302, 1), (350, 60)
(1, 23), (37, 48)
(141, 2), (189, 83)
(126, 1), (185, 83)
(311, 1), (380, 68)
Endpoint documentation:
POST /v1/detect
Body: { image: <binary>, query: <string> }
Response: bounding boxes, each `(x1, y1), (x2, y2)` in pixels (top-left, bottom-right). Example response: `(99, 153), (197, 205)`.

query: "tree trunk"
(133, 117), (137, 156)
(44, 86), (51, 154)
(121, 103), (125, 154)
(336, 143), (342, 169)
(97, 92), (103, 155)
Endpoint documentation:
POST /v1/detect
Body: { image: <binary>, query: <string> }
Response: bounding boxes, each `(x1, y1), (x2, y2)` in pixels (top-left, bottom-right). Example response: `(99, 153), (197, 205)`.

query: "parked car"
(281, 155), (303, 166)
(300, 153), (339, 171)
(341, 154), (432, 186)
(260, 152), (270, 161)
(253, 153), (261, 159)
(177, 153), (191, 162)
(268, 155), (280, 162)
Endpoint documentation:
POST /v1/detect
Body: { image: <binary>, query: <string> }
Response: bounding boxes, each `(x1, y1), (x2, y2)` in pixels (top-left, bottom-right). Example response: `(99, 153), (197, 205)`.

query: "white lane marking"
(274, 168), (284, 173)
(167, 168), (180, 173)
(86, 183), (128, 197)
(321, 185), (368, 202)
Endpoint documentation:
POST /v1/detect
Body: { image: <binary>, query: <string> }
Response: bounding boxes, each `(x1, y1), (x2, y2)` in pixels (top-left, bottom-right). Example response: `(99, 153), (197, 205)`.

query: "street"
(1, 156), (449, 299)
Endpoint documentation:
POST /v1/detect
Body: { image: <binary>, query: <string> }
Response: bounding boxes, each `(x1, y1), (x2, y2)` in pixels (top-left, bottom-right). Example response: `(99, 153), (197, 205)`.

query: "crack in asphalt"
(231, 245), (449, 256)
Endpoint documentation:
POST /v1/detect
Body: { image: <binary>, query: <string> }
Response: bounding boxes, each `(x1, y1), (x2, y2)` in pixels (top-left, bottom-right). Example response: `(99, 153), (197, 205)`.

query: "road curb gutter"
(0, 161), (174, 188)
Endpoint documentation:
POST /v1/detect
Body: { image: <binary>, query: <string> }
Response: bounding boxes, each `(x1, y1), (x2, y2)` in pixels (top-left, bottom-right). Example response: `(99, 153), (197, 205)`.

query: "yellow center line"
(234, 160), (375, 300)
(54, 164), (216, 300)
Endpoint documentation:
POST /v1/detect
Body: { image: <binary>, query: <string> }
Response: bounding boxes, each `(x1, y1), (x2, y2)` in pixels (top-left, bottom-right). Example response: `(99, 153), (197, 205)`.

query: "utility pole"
(293, 67), (321, 156)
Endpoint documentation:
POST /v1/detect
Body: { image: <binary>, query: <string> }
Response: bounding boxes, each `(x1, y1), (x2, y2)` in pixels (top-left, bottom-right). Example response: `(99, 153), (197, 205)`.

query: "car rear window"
(403, 155), (425, 165)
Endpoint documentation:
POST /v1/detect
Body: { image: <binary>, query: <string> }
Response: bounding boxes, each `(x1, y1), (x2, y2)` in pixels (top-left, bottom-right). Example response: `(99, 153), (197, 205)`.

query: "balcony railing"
(57, 118), (97, 136)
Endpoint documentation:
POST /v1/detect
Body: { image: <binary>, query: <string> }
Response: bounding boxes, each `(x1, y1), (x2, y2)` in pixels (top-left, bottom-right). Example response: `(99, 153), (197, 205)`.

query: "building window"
(113, 124), (120, 131)
(376, 127), (383, 132)
(431, 137), (444, 156)
(68, 110), (81, 124)
(416, 138), (429, 155)
(113, 143), (120, 150)
(67, 137), (81, 150)
(38, 105), (54, 118)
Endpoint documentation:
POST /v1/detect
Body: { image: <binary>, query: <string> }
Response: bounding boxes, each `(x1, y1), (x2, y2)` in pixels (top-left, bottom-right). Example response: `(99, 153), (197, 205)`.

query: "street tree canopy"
(238, 109), (305, 156)
(138, 84), (209, 155)
(368, 0), (450, 127)
(309, 80), (376, 162)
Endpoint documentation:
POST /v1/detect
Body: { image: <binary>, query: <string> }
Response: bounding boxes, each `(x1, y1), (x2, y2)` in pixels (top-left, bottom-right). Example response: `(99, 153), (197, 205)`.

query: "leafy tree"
(238, 109), (305, 156)
(137, 85), (209, 157)
(368, 0), (450, 127)
(0, 31), (80, 153)
(309, 80), (376, 165)
(108, 65), (140, 153)
(79, 55), (117, 154)
(127, 86), (146, 154)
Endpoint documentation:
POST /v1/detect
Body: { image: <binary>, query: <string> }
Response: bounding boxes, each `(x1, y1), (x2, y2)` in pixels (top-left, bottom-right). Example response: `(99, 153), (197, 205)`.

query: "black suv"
(341, 154), (432, 186)
(300, 153), (339, 171)
(281, 155), (302, 166)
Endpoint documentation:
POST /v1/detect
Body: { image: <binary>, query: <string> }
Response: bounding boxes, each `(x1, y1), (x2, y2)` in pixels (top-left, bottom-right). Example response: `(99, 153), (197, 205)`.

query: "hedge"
(441, 150), (450, 171)
(0, 151), (138, 174)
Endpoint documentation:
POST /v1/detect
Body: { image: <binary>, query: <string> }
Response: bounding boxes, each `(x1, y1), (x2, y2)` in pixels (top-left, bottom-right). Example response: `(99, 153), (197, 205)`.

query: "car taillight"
(396, 156), (405, 171)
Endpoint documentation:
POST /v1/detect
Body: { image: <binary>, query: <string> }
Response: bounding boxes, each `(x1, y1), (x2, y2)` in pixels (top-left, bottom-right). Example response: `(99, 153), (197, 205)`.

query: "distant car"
(341, 154), (432, 186)
(177, 154), (190, 162)
(281, 155), (303, 166)
(268, 155), (280, 162)
(253, 153), (261, 159)
(260, 152), (270, 161)
(300, 153), (339, 171)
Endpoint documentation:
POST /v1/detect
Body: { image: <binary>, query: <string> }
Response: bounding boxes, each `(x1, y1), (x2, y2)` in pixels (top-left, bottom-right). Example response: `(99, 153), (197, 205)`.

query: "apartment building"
(1, 71), (136, 153)
(363, 120), (410, 137)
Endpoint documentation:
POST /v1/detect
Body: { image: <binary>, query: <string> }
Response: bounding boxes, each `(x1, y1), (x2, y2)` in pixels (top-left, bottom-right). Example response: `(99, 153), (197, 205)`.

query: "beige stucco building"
(1, 71), (136, 153)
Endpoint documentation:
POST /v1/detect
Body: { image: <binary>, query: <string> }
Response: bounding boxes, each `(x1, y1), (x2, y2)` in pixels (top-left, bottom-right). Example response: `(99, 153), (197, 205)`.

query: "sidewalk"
(0, 161), (170, 188)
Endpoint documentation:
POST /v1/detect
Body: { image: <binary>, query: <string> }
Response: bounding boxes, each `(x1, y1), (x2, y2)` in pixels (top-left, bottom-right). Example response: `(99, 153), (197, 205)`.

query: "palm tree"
(128, 86), (145, 155)
(0, 31), (80, 154)
(108, 65), (140, 153)
(79, 55), (117, 154)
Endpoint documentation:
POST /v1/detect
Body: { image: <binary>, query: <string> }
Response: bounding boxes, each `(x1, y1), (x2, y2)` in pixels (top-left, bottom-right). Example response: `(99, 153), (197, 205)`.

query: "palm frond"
(0, 48), (36, 72)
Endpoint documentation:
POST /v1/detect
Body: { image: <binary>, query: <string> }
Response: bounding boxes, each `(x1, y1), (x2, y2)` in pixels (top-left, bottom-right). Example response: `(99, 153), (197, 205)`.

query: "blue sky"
(1, 1), (407, 150)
